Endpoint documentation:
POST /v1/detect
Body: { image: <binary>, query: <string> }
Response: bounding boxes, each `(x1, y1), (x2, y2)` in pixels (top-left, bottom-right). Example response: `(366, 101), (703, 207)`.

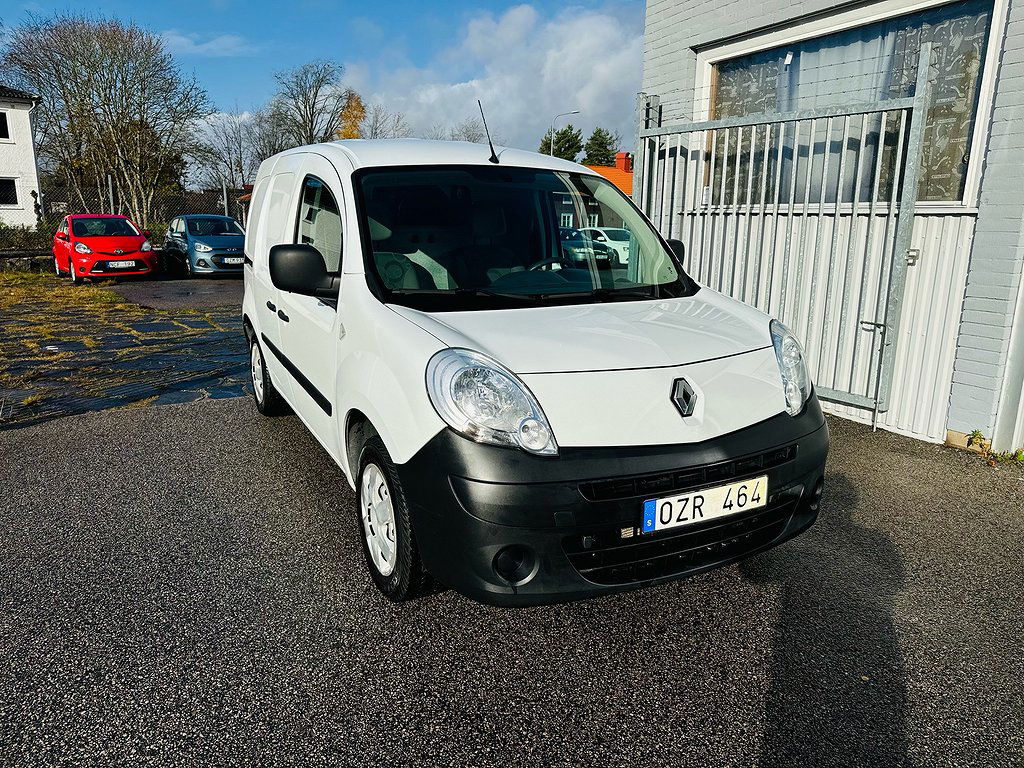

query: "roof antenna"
(477, 99), (499, 164)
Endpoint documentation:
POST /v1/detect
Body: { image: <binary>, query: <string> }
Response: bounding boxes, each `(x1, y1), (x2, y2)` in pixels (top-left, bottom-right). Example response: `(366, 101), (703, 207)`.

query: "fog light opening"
(808, 478), (824, 513)
(492, 545), (537, 587)
(196, 259), (210, 268)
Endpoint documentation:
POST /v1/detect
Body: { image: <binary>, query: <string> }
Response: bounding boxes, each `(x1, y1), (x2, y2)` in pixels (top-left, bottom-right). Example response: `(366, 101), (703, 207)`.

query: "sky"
(0, 0), (645, 151)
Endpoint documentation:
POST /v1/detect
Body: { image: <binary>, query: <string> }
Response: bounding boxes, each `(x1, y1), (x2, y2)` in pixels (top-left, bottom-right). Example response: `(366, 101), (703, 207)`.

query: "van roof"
(284, 139), (601, 175)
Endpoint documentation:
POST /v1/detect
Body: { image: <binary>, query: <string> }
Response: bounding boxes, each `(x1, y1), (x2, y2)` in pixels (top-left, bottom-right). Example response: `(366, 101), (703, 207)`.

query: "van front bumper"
(399, 396), (830, 606)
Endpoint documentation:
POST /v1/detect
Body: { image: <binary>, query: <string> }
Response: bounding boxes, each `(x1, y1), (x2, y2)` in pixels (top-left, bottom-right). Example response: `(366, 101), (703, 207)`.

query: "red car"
(53, 214), (157, 282)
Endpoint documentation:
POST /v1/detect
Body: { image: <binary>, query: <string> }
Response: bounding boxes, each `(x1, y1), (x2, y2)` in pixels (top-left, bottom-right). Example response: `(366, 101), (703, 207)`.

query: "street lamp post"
(549, 110), (581, 156)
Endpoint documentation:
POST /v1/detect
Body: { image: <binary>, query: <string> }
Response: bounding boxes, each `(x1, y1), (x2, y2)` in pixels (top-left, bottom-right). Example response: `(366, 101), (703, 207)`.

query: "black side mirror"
(270, 243), (338, 299)
(666, 238), (686, 263)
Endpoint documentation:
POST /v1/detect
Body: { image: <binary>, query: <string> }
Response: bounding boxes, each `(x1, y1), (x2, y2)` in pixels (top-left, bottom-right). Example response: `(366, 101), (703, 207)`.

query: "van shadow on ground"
(741, 474), (908, 767)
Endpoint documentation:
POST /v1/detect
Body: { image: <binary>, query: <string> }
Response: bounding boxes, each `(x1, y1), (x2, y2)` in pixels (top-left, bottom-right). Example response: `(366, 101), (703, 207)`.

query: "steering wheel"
(527, 258), (564, 272)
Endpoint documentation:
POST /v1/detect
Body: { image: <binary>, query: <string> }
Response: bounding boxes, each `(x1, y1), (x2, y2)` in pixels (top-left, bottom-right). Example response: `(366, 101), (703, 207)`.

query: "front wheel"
(68, 260), (78, 284)
(249, 334), (287, 416)
(357, 435), (428, 602)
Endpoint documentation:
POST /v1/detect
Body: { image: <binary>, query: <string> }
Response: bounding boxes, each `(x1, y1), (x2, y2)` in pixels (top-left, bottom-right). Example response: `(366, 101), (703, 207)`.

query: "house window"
(0, 179), (16, 206)
(560, 213), (574, 228)
(0, 112), (9, 140)
(711, 0), (993, 202)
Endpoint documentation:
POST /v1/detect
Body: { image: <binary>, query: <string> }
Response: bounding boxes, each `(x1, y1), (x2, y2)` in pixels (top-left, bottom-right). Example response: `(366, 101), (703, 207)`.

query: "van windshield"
(354, 166), (697, 311)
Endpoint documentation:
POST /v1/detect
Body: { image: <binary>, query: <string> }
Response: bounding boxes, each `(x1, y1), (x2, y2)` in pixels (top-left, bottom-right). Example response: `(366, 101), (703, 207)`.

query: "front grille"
(579, 444), (796, 502)
(563, 498), (797, 585)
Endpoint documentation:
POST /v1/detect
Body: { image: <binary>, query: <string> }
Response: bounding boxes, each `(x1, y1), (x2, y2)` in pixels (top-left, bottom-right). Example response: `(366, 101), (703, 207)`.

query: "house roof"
(0, 85), (39, 103)
(585, 164), (633, 196)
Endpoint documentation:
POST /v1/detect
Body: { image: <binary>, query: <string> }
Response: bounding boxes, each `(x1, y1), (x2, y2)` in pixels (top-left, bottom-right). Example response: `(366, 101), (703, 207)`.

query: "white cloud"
(348, 3), (643, 152)
(161, 29), (257, 58)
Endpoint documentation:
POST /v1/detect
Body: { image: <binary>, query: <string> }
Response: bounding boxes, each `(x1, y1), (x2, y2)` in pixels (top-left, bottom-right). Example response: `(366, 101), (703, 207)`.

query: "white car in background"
(581, 226), (633, 265)
(241, 139), (829, 606)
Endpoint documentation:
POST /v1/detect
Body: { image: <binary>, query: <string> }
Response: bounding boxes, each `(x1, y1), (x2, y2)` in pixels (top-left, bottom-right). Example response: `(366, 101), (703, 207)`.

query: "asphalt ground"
(108, 276), (244, 311)
(0, 397), (1020, 767)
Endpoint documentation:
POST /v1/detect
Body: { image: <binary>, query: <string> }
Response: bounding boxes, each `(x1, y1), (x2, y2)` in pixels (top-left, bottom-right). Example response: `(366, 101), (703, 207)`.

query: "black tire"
(68, 260), (78, 284)
(357, 435), (429, 602)
(183, 254), (194, 278)
(249, 334), (287, 416)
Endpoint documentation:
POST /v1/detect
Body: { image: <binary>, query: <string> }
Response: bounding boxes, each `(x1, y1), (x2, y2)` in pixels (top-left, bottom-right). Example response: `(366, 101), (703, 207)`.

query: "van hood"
(390, 288), (774, 374)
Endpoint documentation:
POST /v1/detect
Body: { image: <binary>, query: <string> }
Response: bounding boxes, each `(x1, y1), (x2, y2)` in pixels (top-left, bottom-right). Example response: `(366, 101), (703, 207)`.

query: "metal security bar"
(636, 45), (933, 417)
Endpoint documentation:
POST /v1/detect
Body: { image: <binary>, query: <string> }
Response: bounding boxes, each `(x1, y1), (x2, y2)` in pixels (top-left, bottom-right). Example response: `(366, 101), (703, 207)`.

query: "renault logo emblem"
(672, 378), (697, 417)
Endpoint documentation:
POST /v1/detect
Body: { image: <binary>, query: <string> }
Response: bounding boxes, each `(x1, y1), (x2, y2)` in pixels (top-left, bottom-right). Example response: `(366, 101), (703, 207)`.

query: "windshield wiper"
(388, 287), (541, 302)
(531, 287), (657, 302)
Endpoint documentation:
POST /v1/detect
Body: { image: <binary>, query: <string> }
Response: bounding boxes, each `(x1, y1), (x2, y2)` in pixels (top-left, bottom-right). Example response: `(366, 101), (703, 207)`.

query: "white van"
(242, 139), (829, 606)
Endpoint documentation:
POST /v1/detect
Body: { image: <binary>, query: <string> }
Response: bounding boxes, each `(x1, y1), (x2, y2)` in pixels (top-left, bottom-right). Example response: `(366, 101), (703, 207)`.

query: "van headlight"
(770, 320), (811, 416)
(426, 348), (558, 456)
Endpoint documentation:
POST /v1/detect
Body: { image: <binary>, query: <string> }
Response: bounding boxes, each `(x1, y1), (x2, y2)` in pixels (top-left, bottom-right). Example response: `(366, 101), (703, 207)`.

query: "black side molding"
(260, 333), (332, 416)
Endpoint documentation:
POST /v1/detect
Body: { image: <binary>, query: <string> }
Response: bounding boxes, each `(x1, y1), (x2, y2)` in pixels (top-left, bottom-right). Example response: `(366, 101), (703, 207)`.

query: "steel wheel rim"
(250, 342), (265, 404)
(360, 463), (397, 577)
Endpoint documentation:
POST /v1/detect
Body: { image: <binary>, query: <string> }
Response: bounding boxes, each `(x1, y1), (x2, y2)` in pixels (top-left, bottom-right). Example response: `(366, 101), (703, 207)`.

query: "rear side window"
(295, 176), (343, 274)
(245, 179), (269, 259)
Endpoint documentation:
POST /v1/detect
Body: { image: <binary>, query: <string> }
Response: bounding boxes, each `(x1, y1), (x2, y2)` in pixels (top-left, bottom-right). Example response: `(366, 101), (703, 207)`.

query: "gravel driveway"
(0, 399), (1020, 767)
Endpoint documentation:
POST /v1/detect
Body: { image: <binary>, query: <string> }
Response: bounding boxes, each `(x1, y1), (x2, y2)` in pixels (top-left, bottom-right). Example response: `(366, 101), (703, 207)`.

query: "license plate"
(223, 257), (244, 265)
(109, 260), (135, 268)
(642, 475), (768, 534)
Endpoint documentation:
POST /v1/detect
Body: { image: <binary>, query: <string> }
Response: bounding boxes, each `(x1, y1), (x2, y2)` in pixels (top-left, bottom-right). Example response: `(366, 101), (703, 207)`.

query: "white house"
(0, 85), (40, 229)
(636, 0), (1024, 452)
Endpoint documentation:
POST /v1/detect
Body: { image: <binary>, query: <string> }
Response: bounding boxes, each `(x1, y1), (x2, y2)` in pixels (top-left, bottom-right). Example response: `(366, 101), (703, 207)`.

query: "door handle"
(278, 309), (289, 322)
(266, 300), (276, 312)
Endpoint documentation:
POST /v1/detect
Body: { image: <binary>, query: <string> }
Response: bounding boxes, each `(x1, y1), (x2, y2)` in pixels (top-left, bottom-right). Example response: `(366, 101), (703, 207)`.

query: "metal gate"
(636, 45), (933, 418)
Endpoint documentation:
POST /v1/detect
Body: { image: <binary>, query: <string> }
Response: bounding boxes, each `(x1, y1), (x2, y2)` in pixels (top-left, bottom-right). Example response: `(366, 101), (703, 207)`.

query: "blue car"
(164, 214), (246, 276)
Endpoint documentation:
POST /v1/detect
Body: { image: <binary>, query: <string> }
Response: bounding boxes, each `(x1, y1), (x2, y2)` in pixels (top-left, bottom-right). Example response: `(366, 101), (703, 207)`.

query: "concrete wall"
(642, 0), (1024, 449)
(0, 99), (40, 228)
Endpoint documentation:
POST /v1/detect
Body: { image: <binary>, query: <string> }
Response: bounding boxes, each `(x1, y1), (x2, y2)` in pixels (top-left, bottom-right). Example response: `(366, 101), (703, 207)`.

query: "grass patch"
(21, 392), (46, 408)
(0, 272), (141, 314)
(121, 394), (160, 409)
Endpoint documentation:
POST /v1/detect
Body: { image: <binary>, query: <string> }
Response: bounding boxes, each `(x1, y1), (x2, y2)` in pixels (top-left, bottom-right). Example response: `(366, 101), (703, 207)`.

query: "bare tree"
(1, 13), (210, 224)
(273, 59), (347, 145)
(448, 116), (487, 143)
(194, 110), (258, 189)
(422, 123), (450, 141)
(362, 103), (412, 140)
(247, 103), (293, 162)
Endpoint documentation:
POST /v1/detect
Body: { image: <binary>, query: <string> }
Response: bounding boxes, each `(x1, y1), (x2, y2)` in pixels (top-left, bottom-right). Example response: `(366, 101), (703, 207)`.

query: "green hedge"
(0, 221), (58, 252)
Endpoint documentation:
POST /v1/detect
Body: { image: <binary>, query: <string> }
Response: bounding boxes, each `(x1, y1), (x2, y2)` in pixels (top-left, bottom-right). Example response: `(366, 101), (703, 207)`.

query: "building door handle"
(266, 300), (276, 312)
(278, 309), (289, 322)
